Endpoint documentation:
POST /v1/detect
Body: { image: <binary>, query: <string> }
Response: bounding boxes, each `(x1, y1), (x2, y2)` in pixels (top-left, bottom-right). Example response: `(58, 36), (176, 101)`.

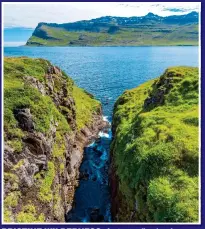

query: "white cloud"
(3, 2), (201, 28)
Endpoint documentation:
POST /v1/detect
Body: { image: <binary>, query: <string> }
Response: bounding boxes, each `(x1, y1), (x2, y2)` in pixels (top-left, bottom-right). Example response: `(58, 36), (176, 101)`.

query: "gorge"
(4, 46), (199, 223)
(4, 57), (109, 222)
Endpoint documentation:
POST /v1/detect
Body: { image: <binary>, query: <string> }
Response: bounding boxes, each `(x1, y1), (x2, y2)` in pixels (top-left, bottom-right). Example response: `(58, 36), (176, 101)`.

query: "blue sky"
(3, 2), (200, 46)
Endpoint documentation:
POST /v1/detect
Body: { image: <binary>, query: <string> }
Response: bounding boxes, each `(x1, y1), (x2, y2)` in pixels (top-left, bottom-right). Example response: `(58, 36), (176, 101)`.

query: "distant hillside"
(26, 11), (199, 46)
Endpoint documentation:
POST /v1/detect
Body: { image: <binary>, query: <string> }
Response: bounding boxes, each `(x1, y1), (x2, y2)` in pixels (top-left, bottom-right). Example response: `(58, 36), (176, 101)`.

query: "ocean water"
(4, 46), (199, 119)
(4, 46), (199, 222)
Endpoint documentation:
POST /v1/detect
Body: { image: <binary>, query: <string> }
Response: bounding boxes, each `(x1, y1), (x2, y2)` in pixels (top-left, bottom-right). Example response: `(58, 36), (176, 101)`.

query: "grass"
(4, 56), (102, 222)
(16, 204), (45, 223)
(26, 23), (198, 46)
(112, 66), (199, 222)
(38, 161), (55, 202)
(4, 191), (21, 208)
(4, 57), (71, 160)
(4, 57), (100, 137)
(53, 131), (66, 158)
(73, 86), (101, 130)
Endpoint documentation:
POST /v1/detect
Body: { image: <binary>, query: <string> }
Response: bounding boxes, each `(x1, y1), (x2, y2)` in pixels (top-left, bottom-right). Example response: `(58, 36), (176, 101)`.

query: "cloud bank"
(3, 2), (200, 28)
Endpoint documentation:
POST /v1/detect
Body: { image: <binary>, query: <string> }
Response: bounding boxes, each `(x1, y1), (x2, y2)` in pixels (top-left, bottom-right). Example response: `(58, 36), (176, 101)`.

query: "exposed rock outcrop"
(4, 57), (108, 223)
(14, 108), (35, 132)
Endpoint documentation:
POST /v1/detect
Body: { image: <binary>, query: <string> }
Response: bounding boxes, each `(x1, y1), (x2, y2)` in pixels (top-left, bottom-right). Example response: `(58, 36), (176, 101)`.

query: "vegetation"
(73, 86), (101, 129)
(53, 131), (66, 158)
(4, 191), (21, 208)
(112, 66), (199, 222)
(4, 57), (70, 154)
(26, 12), (198, 46)
(16, 204), (45, 223)
(38, 161), (55, 202)
(4, 57), (101, 222)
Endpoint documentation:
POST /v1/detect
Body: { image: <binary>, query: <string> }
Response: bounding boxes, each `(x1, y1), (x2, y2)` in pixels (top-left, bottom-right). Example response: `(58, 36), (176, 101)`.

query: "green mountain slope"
(4, 57), (106, 222)
(111, 66), (199, 222)
(26, 12), (198, 46)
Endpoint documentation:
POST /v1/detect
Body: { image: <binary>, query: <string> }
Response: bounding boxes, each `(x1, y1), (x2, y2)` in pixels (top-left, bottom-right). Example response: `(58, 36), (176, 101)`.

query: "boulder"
(14, 108), (35, 132)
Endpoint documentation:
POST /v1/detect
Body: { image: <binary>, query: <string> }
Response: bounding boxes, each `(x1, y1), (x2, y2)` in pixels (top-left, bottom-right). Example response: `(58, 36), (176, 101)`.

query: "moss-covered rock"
(4, 57), (107, 223)
(111, 66), (199, 222)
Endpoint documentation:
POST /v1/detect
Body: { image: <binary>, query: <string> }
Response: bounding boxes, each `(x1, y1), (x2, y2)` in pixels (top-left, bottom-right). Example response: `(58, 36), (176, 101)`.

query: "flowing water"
(66, 120), (112, 222)
(4, 46), (199, 222)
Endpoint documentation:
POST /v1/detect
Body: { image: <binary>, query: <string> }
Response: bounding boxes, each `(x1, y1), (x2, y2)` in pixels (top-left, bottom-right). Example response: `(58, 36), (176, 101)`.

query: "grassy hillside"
(26, 12), (198, 46)
(112, 66), (199, 222)
(4, 57), (100, 150)
(4, 57), (101, 222)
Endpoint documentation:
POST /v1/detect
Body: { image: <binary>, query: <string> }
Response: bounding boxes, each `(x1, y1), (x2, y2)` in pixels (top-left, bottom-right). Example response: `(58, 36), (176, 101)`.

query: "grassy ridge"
(112, 66), (199, 222)
(26, 12), (199, 46)
(73, 86), (100, 130)
(4, 57), (101, 222)
(4, 57), (70, 152)
(27, 24), (198, 46)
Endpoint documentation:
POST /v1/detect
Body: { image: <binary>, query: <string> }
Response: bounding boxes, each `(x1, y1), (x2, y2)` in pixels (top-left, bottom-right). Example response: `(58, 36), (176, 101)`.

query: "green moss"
(60, 163), (65, 175)
(112, 66), (199, 222)
(4, 209), (13, 222)
(4, 172), (19, 182)
(38, 161), (55, 203)
(53, 184), (63, 219)
(16, 204), (45, 223)
(7, 139), (23, 153)
(12, 159), (24, 170)
(4, 191), (21, 208)
(53, 131), (66, 158)
(73, 86), (101, 129)
(4, 173), (19, 191)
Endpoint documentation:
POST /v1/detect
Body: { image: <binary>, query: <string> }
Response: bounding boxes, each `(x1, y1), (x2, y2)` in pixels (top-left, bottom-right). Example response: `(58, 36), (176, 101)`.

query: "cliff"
(26, 12), (198, 46)
(4, 57), (107, 222)
(111, 66), (199, 222)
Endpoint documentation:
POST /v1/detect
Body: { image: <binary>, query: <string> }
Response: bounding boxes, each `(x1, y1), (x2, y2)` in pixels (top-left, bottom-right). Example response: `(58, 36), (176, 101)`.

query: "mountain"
(26, 11), (199, 46)
(111, 66), (199, 222)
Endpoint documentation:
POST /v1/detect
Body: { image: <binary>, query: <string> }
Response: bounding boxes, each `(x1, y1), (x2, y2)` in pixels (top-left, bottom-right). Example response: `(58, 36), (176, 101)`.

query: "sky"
(3, 2), (200, 46)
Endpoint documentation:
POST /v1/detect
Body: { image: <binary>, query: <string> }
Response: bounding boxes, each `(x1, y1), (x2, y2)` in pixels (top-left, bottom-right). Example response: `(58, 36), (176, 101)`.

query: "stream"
(66, 116), (112, 222)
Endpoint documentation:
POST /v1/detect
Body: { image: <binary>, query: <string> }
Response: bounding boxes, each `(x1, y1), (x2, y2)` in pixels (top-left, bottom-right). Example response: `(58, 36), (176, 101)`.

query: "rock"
(47, 65), (62, 76)
(14, 108), (35, 132)
(13, 159), (39, 188)
(143, 74), (174, 110)
(23, 133), (51, 156)
(46, 74), (54, 93)
(24, 76), (46, 95)
(4, 145), (18, 172)
(90, 208), (104, 222)
(79, 171), (89, 180)
(4, 59), (108, 223)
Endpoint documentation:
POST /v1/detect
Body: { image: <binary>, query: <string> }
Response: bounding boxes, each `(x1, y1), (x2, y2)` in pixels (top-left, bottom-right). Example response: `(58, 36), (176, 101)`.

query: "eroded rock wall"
(4, 57), (107, 222)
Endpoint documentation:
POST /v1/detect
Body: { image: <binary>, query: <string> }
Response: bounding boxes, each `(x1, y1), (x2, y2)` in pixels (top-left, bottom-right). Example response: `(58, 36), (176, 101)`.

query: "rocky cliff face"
(4, 57), (107, 223)
(111, 67), (199, 222)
